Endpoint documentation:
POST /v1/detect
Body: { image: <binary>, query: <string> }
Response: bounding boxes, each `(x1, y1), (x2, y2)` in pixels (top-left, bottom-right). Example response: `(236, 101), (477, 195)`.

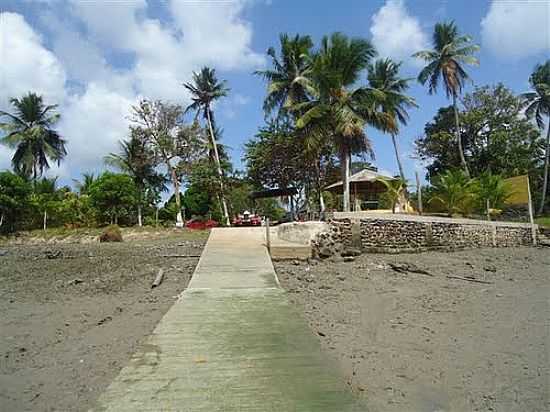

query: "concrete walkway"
(91, 228), (363, 411)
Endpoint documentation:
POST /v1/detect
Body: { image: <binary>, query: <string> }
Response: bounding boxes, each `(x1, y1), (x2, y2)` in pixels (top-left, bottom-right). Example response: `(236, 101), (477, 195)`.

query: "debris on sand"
(388, 262), (433, 276)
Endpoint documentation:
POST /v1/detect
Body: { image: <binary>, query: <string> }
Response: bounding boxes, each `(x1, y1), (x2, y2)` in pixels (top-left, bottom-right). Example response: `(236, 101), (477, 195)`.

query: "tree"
(472, 172), (511, 218)
(430, 169), (474, 216)
(0, 93), (67, 180)
(295, 32), (391, 211)
(88, 173), (139, 225)
(0, 171), (31, 233)
(105, 133), (166, 226)
(521, 60), (550, 214)
(416, 84), (543, 180)
(255, 33), (314, 118)
(368, 58), (417, 180)
(413, 21), (479, 178)
(129, 100), (205, 226)
(73, 173), (96, 195)
(245, 121), (307, 191)
(29, 177), (64, 230)
(183, 67), (231, 226)
(377, 177), (407, 213)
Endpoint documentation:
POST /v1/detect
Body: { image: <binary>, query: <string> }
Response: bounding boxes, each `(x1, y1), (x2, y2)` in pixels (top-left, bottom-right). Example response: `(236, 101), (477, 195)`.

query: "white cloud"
(370, 0), (428, 65)
(1, 1), (263, 181)
(0, 12), (66, 108)
(56, 84), (136, 179)
(481, 1), (550, 59)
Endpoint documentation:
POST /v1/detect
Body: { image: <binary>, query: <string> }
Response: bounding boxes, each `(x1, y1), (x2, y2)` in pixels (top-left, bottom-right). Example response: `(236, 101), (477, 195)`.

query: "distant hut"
(325, 168), (400, 211)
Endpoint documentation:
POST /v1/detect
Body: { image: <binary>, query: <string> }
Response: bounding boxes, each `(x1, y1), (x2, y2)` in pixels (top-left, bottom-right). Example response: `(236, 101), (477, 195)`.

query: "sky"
(1, 0), (549, 190)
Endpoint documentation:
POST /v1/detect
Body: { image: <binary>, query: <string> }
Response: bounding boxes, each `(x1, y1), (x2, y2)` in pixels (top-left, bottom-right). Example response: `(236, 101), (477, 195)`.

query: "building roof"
(325, 169), (397, 192)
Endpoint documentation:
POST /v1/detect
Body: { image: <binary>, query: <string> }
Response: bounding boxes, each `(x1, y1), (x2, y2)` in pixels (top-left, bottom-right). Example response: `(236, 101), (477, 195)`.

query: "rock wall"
(312, 214), (536, 256)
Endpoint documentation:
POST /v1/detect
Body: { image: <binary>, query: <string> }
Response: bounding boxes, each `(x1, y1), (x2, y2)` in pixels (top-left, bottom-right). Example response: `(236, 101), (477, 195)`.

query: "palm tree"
(377, 177), (407, 213)
(521, 60), (550, 214)
(368, 58), (417, 181)
(430, 169), (474, 216)
(183, 67), (231, 225)
(255, 33), (315, 118)
(295, 33), (391, 212)
(413, 21), (479, 178)
(73, 172), (96, 195)
(105, 134), (166, 226)
(0, 92), (67, 180)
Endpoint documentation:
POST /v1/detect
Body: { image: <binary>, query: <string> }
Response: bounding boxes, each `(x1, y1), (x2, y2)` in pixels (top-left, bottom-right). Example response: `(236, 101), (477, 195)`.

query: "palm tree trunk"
(137, 205), (142, 227)
(170, 166), (183, 227)
(341, 145), (351, 212)
(391, 134), (406, 181)
(538, 122), (550, 215)
(453, 94), (470, 178)
(205, 108), (230, 226)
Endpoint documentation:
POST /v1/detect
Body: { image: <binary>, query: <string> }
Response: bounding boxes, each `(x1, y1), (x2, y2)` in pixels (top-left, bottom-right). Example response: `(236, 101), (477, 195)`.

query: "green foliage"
(244, 121), (307, 190)
(521, 60), (550, 214)
(416, 84), (543, 180)
(255, 33), (314, 118)
(430, 169), (474, 216)
(88, 173), (139, 225)
(472, 173), (511, 213)
(182, 185), (211, 218)
(0, 92), (67, 179)
(414, 21), (479, 98)
(377, 177), (407, 213)
(0, 171), (31, 233)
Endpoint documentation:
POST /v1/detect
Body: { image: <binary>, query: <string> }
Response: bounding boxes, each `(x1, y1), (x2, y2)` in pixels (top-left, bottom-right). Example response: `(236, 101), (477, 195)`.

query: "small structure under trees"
(325, 168), (399, 211)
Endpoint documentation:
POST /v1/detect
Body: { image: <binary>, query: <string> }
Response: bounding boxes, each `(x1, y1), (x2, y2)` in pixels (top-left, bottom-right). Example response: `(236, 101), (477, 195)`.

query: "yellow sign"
(503, 175), (530, 206)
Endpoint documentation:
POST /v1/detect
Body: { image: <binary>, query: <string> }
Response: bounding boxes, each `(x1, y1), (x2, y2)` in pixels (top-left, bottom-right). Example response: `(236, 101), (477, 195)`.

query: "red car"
(232, 211), (262, 226)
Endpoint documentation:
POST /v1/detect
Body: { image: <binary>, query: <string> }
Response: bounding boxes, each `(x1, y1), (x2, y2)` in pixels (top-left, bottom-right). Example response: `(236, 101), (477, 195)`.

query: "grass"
(0, 225), (209, 245)
(535, 216), (550, 228)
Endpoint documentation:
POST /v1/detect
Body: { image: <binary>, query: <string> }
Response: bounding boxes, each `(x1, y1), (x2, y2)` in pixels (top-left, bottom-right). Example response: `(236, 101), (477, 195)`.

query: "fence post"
(527, 176), (537, 246)
(265, 217), (271, 254)
(416, 171), (423, 215)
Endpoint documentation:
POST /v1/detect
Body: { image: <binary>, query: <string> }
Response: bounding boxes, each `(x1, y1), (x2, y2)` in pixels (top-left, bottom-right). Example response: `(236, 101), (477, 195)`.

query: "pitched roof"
(325, 169), (397, 190)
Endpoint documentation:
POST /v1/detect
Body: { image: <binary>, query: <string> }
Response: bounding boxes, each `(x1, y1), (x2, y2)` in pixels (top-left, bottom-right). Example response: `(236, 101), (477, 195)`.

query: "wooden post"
(415, 171), (423, 215)
(486, 199), (491, 221)
(527, 176), (537, 246)
(265, 217), (271, 254)
(43, 210), (47, 231)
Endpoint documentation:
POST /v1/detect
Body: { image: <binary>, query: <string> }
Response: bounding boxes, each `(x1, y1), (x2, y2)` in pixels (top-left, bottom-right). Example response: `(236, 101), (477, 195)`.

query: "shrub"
(99, 225), (123, 242)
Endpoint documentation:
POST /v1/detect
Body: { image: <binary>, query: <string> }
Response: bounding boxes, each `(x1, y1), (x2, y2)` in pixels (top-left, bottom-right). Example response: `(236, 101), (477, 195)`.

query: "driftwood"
(161, 254), (201, 258)
(446, 275), (493, 284)
(388, 262), (433, 277)
(151, 269), (165, 288)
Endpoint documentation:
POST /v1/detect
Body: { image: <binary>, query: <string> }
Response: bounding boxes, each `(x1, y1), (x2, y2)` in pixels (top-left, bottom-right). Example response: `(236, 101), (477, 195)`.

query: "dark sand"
(0, 230), (207, 412)
(276, 247), (550, 412)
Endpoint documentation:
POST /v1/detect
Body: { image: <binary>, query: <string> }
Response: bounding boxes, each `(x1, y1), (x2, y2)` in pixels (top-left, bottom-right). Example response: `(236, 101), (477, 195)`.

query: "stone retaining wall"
(313, 214), (537, 256)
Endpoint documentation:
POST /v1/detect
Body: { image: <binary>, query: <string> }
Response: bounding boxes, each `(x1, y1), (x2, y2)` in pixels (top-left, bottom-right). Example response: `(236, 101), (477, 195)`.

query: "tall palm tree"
(255, 33), (315, 118)
(0, 92), (67, 180)
(368, 58), (417, 181)
(294, 33), (391, 212)
(521, 60), (550, 214)
(105, 134), (166, 226)
(183, 67), (230, 225)
(413, 21), (479, 178)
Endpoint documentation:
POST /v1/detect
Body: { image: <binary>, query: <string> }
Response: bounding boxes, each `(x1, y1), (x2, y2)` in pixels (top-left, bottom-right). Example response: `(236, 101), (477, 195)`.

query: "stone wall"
(312, 213), (537, 256)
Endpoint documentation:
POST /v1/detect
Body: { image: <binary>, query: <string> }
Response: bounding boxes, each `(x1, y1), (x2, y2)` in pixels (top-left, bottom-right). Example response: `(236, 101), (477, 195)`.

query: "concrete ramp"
(91, 228), (363, 411)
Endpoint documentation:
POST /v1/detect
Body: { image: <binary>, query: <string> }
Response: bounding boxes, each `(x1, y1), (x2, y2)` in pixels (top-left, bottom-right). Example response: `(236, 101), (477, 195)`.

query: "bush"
(99, 225), (123, 242)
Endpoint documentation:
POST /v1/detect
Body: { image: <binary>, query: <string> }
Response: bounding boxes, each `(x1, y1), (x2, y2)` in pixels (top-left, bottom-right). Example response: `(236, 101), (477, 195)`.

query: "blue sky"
(1, 0), (549, 189)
